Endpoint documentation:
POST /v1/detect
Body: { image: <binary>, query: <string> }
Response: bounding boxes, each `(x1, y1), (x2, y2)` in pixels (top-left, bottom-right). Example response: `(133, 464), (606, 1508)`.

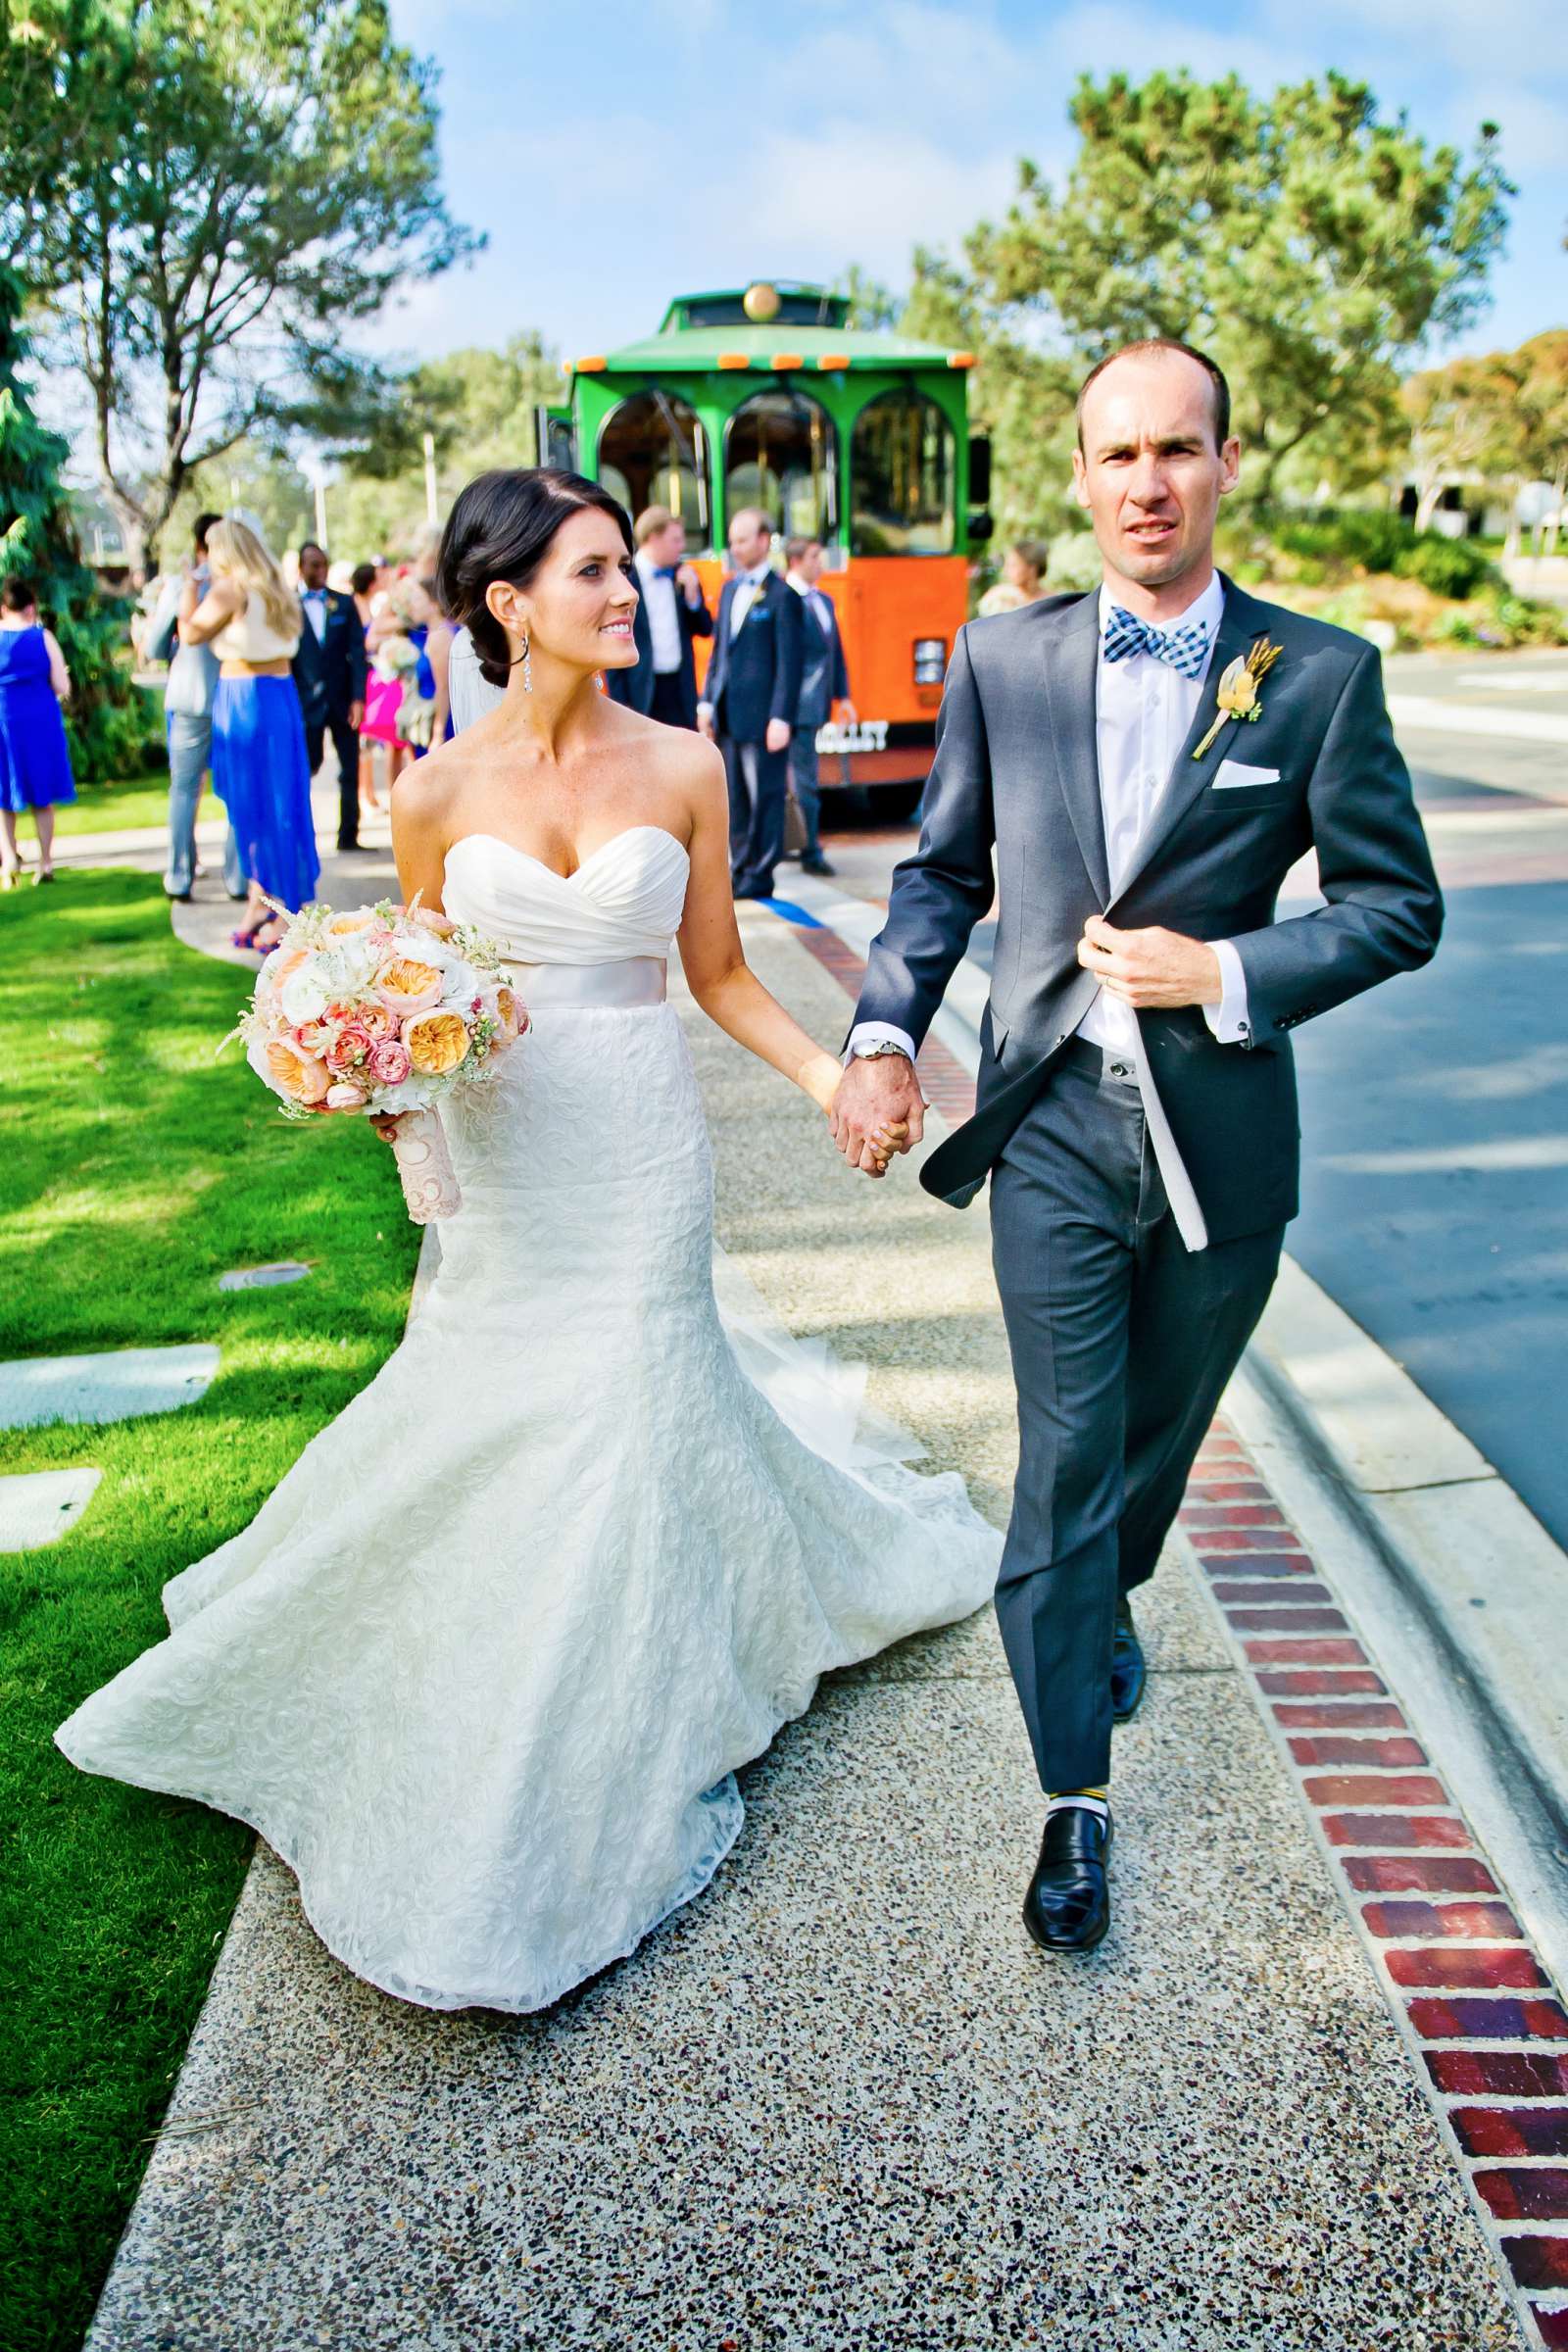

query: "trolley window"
(850, 390), (956, 556)
(598, 391), (710, 549)
(722, 390), (837, 542)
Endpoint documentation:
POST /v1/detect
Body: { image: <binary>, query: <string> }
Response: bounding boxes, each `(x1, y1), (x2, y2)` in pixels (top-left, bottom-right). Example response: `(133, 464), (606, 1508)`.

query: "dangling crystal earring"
(520, 629), (533, 694)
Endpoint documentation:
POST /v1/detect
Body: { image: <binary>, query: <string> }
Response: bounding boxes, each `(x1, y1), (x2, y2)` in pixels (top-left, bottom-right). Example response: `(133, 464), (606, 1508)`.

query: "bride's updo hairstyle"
(438, 467), (634, 688)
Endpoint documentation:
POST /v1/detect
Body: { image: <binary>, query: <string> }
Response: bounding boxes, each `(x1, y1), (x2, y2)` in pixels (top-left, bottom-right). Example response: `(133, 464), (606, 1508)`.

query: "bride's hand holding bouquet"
(230, 899), (527, 1222)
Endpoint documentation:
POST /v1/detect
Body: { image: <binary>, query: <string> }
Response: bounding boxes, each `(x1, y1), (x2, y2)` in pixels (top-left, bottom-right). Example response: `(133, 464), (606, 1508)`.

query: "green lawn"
(0, 870), (421, 2352)
(51, 769), (171, 837)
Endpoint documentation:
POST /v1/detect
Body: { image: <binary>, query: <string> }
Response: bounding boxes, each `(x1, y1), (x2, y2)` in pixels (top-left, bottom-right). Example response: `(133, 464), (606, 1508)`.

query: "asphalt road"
(821, 648), (1568, 1551)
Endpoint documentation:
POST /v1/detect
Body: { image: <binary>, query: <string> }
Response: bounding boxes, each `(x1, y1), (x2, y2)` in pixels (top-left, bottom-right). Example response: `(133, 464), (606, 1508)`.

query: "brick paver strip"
(790, 913), (1568, 2352)
(1428, 2050), (1568, 2096)
(1476, 2173), (1568, 2223)
(1386, 1945), (1549, 1989)
(1504, 2237), (1568, 2291)
(1321, 1810), (1471, 1847)
(1455, 2108), (1568, 2159)
(1406, 1995), (1568, 2039)
(1257, 1668), (1389, 1695)
(1276, 1702), (1409, 1731)
(1348, 1854), (1501, 1894)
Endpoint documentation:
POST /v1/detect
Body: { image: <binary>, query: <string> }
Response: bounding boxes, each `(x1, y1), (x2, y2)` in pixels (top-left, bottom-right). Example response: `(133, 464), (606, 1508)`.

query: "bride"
(56, 468), (1002, 2015)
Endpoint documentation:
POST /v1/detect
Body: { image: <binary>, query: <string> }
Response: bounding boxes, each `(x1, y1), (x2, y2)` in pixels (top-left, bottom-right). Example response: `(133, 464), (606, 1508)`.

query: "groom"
(830, 338), (1443, 1953)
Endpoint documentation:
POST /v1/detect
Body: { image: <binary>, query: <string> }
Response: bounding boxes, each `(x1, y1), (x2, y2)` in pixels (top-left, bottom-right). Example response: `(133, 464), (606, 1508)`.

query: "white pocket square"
(1212, 760), (1283, 790)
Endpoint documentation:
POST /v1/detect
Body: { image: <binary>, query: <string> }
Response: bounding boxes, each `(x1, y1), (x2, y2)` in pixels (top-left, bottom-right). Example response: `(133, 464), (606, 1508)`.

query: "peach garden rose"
(374, 956), (444, 1017)
(403, 1007), (470, 1076)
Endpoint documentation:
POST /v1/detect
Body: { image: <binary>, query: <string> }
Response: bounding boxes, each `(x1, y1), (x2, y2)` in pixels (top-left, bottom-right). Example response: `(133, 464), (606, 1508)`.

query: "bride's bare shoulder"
(389, 736), (470, 835)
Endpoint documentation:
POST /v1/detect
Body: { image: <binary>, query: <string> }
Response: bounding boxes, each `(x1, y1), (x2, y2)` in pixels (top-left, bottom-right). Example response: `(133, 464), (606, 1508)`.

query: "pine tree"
(0, 264), (154, 781)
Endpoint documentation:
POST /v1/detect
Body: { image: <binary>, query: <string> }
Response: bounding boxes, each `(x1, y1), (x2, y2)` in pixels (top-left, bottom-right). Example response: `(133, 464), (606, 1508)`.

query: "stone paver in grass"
(217, 1262), (312, 1293)
(0, 1345), (220, 1430)
(0, 1466), (101, 1551)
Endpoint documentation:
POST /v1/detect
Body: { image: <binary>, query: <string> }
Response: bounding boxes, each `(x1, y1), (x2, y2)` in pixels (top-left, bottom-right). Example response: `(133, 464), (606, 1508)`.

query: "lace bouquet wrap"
(231, 901), (527, 1223)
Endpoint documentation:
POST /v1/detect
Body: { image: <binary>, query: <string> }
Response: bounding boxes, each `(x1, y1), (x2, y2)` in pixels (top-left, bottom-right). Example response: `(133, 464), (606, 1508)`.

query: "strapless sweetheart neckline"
(447, 826), (691, 888)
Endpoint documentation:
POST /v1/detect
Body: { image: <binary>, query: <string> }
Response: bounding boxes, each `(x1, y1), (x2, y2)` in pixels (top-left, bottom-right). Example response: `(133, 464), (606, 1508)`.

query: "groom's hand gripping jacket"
(852, 579), (1443, 1243)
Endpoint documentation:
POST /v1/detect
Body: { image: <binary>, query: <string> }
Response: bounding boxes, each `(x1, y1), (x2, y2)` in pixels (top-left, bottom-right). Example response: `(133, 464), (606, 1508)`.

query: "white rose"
(438, 956), (481, 1006)
(278, 962), (331, 1027)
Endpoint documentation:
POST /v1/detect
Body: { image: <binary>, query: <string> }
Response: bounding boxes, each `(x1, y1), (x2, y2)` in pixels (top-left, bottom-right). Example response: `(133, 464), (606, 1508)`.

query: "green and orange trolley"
(536, 280), (993, 813)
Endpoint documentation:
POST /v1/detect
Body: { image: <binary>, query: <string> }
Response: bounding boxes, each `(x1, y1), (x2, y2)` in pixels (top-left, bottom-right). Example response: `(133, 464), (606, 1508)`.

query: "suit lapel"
(1041, 594), (1110, 906)
(1108, 575), (1267, 909)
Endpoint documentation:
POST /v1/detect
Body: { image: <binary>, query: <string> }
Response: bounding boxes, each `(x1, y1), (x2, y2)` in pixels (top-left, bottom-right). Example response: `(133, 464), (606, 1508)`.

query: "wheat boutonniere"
(1193, 636), (1283, 760)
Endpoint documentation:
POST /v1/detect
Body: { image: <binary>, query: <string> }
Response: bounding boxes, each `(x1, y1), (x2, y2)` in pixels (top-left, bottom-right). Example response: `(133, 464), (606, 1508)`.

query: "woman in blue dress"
(0, 573), (75, 888)
(178, 517), (316, 951)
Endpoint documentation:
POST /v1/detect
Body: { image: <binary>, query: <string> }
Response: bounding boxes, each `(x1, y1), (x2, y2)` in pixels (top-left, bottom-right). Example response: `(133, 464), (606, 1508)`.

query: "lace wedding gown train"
(57, 827), (1002, 2013)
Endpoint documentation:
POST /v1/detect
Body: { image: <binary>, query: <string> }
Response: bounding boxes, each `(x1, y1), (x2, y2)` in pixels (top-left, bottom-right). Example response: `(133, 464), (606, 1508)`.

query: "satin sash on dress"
(509, 956), (667, 1007)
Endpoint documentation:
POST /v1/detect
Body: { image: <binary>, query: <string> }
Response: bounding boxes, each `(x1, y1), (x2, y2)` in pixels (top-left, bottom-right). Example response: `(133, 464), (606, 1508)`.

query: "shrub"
(1393, 536), (1497, 600)
(1273, 512), (1413, 575)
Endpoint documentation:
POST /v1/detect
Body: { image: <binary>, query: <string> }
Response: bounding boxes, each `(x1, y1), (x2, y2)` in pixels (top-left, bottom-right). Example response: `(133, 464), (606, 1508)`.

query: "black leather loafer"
(1023, 1804), (1112, 1953)
(1111, 1595), (1147, 1724)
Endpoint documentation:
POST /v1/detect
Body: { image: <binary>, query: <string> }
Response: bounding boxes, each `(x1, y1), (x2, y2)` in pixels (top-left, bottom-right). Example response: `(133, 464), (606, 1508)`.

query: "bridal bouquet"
(230, 900), (526, 1223)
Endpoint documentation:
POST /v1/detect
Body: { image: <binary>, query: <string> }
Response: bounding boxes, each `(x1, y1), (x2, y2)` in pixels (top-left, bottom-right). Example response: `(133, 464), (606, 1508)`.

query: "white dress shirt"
(301, 587), (328, 644)
(1082, 575), (1249, 1051)
(848, 572), (1254, 1251)
(635, 549), (682, 676)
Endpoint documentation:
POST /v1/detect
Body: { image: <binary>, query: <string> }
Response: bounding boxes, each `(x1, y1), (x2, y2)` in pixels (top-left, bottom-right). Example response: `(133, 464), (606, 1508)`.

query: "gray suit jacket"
(853, 577), (1444, 1242)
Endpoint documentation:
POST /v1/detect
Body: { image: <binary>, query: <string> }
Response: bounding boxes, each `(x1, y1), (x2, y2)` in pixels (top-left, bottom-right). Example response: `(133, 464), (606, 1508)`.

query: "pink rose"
(324, 1082), (369, 1111)
(294, 1019), (331, 1055)
(326, 1023), (375, 1074)
(359, 1003), (398, 1042)
(368, 1037), (413, 1086)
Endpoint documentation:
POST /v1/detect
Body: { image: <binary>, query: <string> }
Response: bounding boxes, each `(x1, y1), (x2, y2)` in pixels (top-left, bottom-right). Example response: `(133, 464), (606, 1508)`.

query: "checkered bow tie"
(1102, 606), (1211, 680)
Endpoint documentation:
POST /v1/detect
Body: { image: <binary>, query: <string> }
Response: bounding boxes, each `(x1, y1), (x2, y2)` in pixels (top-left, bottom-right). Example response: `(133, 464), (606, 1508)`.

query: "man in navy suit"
(698, 508), (804, 900)
(292, 542), (368, 851)
(606, 505), (713, 726)
(784, 535), (856, 877)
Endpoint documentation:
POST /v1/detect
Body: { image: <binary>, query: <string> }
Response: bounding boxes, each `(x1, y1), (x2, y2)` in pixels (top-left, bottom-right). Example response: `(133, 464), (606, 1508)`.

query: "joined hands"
(828, 1052), (925, 1180)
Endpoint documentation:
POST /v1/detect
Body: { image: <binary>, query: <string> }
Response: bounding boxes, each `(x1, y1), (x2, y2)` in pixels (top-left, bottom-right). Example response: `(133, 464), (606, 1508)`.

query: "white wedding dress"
(57, 828), (1001, 2013)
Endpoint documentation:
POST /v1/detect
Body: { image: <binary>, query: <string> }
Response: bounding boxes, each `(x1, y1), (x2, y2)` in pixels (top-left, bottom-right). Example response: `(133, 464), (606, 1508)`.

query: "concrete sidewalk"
(77, 907), (1541, 2351)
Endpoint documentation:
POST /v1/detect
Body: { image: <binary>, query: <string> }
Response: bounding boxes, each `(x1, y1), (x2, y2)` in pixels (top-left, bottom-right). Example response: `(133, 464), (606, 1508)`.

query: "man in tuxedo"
(784, 536), (856, 877)
(830, 338), (1442, 1954)
(606, 505), (713, 726)
(698, 508), (804, 900)
(292, 542), (368, 852)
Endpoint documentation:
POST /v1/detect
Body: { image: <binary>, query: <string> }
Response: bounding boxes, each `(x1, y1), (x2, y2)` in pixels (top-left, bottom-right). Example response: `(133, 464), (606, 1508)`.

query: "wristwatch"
(852, 1039), (911, 1060)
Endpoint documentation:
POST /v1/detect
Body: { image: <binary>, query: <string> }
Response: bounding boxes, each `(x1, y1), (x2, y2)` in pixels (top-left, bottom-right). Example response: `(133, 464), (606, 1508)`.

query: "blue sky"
(376, 0), (1565, 369)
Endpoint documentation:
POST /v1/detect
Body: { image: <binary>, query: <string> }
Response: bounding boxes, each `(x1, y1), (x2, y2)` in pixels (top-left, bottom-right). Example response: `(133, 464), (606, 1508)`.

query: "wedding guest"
(977, 540), (1050, 619)
(784, 536), (854, 877)
(698, 508), (804, 901)
(350, 564), (382, 810)
(292, 540), (368, 853)
(607, 504), (712, 727)
(179, 517), (315, 952)
(350, 563), (378, 630)
(0, 573), (75, 888)
(144, 511), (246, 903)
